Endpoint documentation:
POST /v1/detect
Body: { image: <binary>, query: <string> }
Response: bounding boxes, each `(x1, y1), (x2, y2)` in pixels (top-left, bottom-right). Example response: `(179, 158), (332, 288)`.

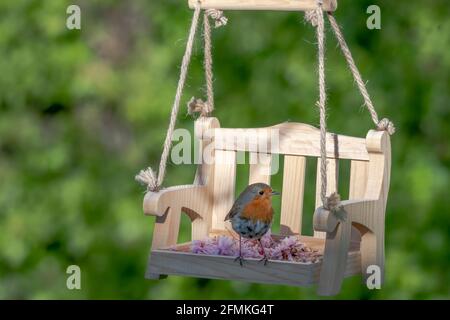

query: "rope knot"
(324, 192), (347, 221)
(187, 97), (212, 116)
(304, 10), (319, 27)
(135, 167), (160, 192)
(304, 0), (323, 27)
(324, 192), (341, 212)
(377, 118), (396, 135)
(206, 9), (228, 28)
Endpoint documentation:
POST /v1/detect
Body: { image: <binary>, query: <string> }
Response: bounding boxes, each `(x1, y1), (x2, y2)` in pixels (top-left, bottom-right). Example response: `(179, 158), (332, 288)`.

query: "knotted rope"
(136, 5), (227, 191)
(306, 9), (395, 136)
(136, 3), (202, 191)
(188, 9), (227, 117)
(305, 2), (394, 212)
(205, 8), (228, 28)
(315, 4), (332, 210)
(327, 13), (395, 135)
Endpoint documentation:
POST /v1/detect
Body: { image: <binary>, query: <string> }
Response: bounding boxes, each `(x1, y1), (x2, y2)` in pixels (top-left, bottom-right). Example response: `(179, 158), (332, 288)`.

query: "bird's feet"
(259, 256), (269, 266)
(234, 255), (245, 267)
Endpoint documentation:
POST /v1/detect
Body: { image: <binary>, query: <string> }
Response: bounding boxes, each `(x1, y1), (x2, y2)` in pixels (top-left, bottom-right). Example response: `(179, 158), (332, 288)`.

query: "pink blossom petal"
(184, 232), (322, 263)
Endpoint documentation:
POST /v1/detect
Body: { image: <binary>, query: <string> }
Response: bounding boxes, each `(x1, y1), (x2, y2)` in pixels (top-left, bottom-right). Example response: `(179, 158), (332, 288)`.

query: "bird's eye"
(259, 190), (264, 195)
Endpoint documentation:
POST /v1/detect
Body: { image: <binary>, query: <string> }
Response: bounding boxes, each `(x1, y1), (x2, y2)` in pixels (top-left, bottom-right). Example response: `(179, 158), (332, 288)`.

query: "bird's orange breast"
(241, 197), (274, 224)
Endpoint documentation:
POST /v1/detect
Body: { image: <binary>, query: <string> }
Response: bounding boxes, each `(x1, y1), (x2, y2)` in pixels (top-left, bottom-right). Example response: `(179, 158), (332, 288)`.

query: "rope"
(305, 1), (341, 211)
(327, 13), (395, 135)
(317, 4), (341, 211)
(187, 97), (211, 115)
(188, 9), (227, 117)
(315, 4), (329, 209)
(305, 3), (394, 211)
(136, 3), (202, 191)
(206, 8), (228, 28)
(204, 11), (214, 113)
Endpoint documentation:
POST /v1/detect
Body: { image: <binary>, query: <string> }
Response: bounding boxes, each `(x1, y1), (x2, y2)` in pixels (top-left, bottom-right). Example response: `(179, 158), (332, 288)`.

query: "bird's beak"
(271, 190), (280, 196)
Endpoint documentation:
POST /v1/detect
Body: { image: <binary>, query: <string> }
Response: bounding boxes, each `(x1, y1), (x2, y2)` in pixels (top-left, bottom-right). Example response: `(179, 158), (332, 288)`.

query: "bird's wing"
(224, 185), (254, 221)
(224, 202), (242, 221)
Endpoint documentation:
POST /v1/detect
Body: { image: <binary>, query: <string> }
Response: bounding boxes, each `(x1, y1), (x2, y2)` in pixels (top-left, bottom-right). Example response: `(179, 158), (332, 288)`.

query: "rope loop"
(324, 192), (342, 212)
(187, 97), (212, 117)
(304, 10), (319, 27)
(304, 0), (323, 27)
(135, 167), (159, 192)
(377, 118), (396, 135)
(135, 2), (202, 192)
(205, 9), (228, 28)
(326, 13), (396, 136)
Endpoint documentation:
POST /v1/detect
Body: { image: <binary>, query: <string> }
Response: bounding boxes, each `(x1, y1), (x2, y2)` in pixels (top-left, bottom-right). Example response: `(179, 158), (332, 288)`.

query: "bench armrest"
(143, 185), (207, 217)
(313, 199), (378, 233)
(312, 199), (379, 296)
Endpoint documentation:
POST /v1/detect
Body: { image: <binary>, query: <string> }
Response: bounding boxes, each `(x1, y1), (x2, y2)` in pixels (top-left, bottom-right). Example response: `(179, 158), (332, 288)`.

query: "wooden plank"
(358, 130), (391, 284)
(147, 248), (360, 289)
(349, 160), (369, 248)
(142, 186), (215, 243)
(315, 158), (339, 209)
(316, 210), (352, 296)
(194, 117), (220, 186)
(192, 117), (221, 240)
(341, 199), (384, 285)
(249, 152), (272, 185)
(149, 250), (317, 286)
(349, 160), (368, 200)
(312, 251), (361, 282)
(313, 130), (391, 291)
(314, 158), (339, 238)
(151, 207), (181, 250)
(188, 0), (338, 12)
(207, 123), (369, 161)
(280, 155), (306, 236)
(211, 150), (236, 231)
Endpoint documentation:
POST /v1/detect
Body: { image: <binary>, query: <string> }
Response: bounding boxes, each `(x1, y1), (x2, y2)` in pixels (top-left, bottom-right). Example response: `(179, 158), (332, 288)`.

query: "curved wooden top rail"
(188, 0), (338, 12)
(197, 121), (378, 161)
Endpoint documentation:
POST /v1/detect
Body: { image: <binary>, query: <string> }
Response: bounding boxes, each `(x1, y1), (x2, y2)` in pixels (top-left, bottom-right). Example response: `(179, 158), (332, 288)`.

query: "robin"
(224, 183), (280, 266)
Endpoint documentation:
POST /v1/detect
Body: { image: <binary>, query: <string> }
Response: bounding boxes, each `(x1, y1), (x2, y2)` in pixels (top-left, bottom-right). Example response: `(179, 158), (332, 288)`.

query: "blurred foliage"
(0, 0), (449, 299)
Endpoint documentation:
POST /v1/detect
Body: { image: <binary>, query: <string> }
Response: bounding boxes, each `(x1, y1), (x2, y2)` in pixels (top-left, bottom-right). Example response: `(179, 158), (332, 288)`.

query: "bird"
(224, 183), (280, 266)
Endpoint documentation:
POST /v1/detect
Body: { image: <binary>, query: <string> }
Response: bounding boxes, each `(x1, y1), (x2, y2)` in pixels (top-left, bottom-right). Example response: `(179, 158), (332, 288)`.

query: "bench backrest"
(195, 117), (391, 237)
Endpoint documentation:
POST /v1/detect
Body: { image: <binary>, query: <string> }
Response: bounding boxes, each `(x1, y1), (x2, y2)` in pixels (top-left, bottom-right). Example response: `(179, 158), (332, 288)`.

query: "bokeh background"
(0, 0), (449, 299)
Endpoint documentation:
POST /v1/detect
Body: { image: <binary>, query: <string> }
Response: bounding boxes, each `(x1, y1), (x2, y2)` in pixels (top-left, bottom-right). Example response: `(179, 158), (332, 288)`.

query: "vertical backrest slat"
(349, 160), (369, 246)
(349, 160), (368, 200)
(280, 155), (306, 236)
(192, 117), (221, 240)
(211, 149), (236, 232)
(314, 158), (339, 238)
(249, 152), (272, 185)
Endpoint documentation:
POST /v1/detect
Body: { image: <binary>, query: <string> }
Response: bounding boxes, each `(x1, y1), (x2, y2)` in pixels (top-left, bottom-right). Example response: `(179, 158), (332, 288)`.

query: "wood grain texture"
(211, 149), (236, 231)
(205, 123), (369, 160)
(143, 117), (222, 280)
(280, 155), (306, 235)
(349, 160), (369, 248)
(143, 118), (392, 295)
(349, 160), (369, 200)
(192, 117), (221, 240)
(314, 158), (339, 238)
(315, 207), (352, 296)
(188, 0), (338, 12)
(249, 152), (272, 185)
(359, 130), (391, 283)
(194, 117), (220, 186)
(147, 235), (360, 287)
(144, 185), (210, 250)
(151, 206), (181, 250)
(312, 130), (391, 294)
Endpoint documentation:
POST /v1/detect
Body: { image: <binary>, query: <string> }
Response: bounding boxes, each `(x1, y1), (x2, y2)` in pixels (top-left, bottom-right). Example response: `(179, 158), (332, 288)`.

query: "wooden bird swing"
(136, 0), (395, 296)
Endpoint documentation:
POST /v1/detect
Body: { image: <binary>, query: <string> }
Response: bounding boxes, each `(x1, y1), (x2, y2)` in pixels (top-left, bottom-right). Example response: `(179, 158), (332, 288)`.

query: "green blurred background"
(0, 0), (449, 299)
